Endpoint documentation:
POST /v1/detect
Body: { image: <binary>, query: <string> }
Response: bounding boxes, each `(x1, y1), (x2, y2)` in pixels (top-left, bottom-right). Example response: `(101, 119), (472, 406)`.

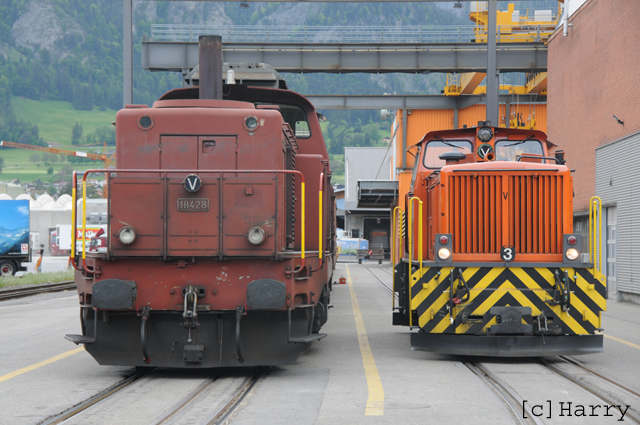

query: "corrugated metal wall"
(394, 109), (455, 170)
(596, 131), (640, 297)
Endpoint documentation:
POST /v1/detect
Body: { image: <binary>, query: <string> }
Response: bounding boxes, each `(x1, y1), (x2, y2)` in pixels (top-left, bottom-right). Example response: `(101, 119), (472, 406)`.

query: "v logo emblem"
(184, 174), (202, 193)
(187, 178), (198, 191)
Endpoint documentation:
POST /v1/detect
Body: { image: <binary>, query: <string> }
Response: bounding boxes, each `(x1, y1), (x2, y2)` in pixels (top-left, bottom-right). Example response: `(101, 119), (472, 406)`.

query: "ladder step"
(65, 334), (95, 345)
(289, 333), (327, 344)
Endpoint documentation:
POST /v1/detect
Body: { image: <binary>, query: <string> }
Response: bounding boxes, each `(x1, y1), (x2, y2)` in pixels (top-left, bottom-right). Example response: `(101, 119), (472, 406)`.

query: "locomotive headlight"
(244, 116), (259, 131)
(477, 127), (494, 142)
(118, 226), (136, 245)
(566, 248), (579, 261)
(438, 248), (451, 260)
(247, 226), (266, 245)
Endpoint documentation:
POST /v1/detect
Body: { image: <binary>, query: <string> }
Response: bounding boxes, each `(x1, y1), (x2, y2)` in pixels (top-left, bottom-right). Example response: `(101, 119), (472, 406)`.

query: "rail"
(72, 169), (307, 274)
(407, 197), (423, 328)
(462, 359), (544, 425)
(0, 281), (76, 301)
(589, 196), (602, 274)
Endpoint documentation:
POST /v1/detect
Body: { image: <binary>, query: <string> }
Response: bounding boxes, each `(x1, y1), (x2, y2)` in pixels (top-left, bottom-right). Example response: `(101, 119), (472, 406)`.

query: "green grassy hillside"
(11, 97), (117, 146)
(0, 98), (116, 184)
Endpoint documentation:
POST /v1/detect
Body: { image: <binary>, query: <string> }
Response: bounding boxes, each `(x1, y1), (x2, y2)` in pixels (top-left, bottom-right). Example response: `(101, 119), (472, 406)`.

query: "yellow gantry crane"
(443, 1), (561, 127)
(0, 140), (115, 197)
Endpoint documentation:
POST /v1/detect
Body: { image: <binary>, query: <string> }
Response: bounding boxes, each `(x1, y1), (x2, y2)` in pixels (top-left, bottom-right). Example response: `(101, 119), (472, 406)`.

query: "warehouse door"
(606, 207), (617, 298)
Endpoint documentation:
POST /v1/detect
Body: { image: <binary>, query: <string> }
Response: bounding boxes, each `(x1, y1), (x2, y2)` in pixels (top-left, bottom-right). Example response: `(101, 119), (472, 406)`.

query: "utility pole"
(123, 0), (133, 106)
(486, 0), (499, 126)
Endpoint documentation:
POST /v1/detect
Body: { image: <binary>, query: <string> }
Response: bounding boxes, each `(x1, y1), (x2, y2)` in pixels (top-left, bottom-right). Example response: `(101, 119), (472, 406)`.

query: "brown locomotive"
(65, 37), (336, 368)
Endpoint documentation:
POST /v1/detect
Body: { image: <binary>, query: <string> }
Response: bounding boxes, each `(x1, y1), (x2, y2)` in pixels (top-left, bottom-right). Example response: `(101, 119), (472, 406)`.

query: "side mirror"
(554, 150), (566, 165)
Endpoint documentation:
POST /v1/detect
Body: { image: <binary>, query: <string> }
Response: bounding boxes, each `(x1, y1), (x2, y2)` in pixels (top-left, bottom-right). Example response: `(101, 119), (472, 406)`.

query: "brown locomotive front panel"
(66, 87), (336, 368)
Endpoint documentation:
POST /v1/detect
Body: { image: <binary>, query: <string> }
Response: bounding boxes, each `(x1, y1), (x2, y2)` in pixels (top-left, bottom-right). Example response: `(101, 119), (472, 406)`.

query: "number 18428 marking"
(177, 198), (209, 212)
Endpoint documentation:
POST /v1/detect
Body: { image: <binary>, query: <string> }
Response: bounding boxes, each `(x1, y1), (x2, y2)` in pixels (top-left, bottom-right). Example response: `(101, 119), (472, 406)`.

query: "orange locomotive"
(392, 123), (606, 356)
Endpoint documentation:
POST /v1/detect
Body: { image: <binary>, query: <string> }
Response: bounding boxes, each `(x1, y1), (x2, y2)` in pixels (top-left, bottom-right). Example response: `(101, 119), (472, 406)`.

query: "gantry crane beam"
(460, 72), (487, 95)
(0, 141), (114, 168)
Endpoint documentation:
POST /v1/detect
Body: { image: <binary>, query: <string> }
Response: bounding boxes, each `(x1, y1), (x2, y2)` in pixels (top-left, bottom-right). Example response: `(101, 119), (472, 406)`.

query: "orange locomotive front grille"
(448, 173), (564, 254)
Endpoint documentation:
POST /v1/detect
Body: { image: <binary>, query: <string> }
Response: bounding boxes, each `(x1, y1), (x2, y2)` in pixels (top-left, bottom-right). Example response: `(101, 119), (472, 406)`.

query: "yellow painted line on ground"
(603, 333), (640, 351)
(346, 265), (384, 416)
(0, 347), (85, 383)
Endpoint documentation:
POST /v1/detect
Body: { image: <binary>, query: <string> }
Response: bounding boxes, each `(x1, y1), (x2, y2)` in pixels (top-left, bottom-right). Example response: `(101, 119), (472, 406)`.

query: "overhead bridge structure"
(304, 94), (545, 111)
(142, 41), (547, 74)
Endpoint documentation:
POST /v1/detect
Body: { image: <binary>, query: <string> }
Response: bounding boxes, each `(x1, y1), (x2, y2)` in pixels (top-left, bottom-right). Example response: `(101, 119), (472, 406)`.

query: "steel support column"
(402, 108), (407, 169)
(453, 107), (459, 129)
(123, 0), (132, 107)
(486, 0), (499, 126)
(505, 97), (510, 128)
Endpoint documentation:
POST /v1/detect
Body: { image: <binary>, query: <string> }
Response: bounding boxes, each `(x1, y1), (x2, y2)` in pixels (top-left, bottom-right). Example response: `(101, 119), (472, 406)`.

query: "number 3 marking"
(501, 245), (515, 262)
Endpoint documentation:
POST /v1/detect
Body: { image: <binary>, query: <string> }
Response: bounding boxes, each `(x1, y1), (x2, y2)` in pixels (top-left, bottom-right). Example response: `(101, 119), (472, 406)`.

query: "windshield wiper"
(434, 135), (463, 149)
(504, 135), (535, 147)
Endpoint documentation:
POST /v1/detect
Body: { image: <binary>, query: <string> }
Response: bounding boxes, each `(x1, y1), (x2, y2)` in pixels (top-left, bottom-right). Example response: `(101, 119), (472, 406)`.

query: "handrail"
(408, 196), (423, 328)
(150, 23), (554, 44)
(318, 172), (324, 260)
(516, 155), (561, 163)
(79, 168), (306, 274)
(392, 206), (403, 311)
(310, 172), (325, 273)
(69, 171), (82, 271)
(589, 196), (602, 274)
(150, 24), (479, 44)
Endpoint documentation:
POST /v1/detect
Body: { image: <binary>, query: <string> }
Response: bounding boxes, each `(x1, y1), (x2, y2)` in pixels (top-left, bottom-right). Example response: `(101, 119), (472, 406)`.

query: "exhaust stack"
(198, 35), (223, 100)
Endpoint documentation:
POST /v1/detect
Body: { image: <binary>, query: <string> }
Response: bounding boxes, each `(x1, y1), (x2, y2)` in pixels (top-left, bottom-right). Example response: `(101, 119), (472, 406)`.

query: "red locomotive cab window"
(255, 102), (311, 139)
(494, 139), (544, 162)
(423, 140), (473, 168)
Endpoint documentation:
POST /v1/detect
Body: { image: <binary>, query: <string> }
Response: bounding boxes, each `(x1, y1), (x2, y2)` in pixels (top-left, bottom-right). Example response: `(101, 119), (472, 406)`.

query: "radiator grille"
(448, 174), (564, 254)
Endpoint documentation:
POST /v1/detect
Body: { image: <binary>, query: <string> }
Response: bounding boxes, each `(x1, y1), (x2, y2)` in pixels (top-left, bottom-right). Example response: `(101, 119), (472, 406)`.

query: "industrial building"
(548, 0), (640, 303)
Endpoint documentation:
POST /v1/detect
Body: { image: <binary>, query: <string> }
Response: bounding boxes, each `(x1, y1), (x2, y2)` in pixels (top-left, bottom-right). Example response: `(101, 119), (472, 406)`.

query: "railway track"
(362, 264), (396, 300)
(42, 368), (266, 425)
(463, 356), (640, 425)
(540, 356), (640, 424)
(462, 359), (544, 425)
(41, 369), (149, 425)
(150, 370), (265, 425)
(0, 280), (75, 301)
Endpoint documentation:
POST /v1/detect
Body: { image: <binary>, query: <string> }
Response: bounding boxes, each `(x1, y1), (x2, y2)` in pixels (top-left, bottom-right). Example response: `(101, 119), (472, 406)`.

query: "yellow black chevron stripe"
(409, 266), (606, 336)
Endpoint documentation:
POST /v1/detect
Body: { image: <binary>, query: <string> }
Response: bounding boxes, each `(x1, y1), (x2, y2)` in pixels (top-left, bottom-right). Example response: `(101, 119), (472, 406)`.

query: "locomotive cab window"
(423, 140), (473, 168)
(495, 139), (544, 162)
(255, 102), (311, 139)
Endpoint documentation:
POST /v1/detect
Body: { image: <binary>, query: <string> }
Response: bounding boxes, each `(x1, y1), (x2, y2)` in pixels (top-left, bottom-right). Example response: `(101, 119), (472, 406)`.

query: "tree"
(47, 166), (54, 175)
(55, 164), (74, 179)
(18, 131), (34, 145)
(29, 153), (40, 163)
(60, 182), (72, 196)
(72, 121), (83, 145)
(0, 157), (4, 173)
